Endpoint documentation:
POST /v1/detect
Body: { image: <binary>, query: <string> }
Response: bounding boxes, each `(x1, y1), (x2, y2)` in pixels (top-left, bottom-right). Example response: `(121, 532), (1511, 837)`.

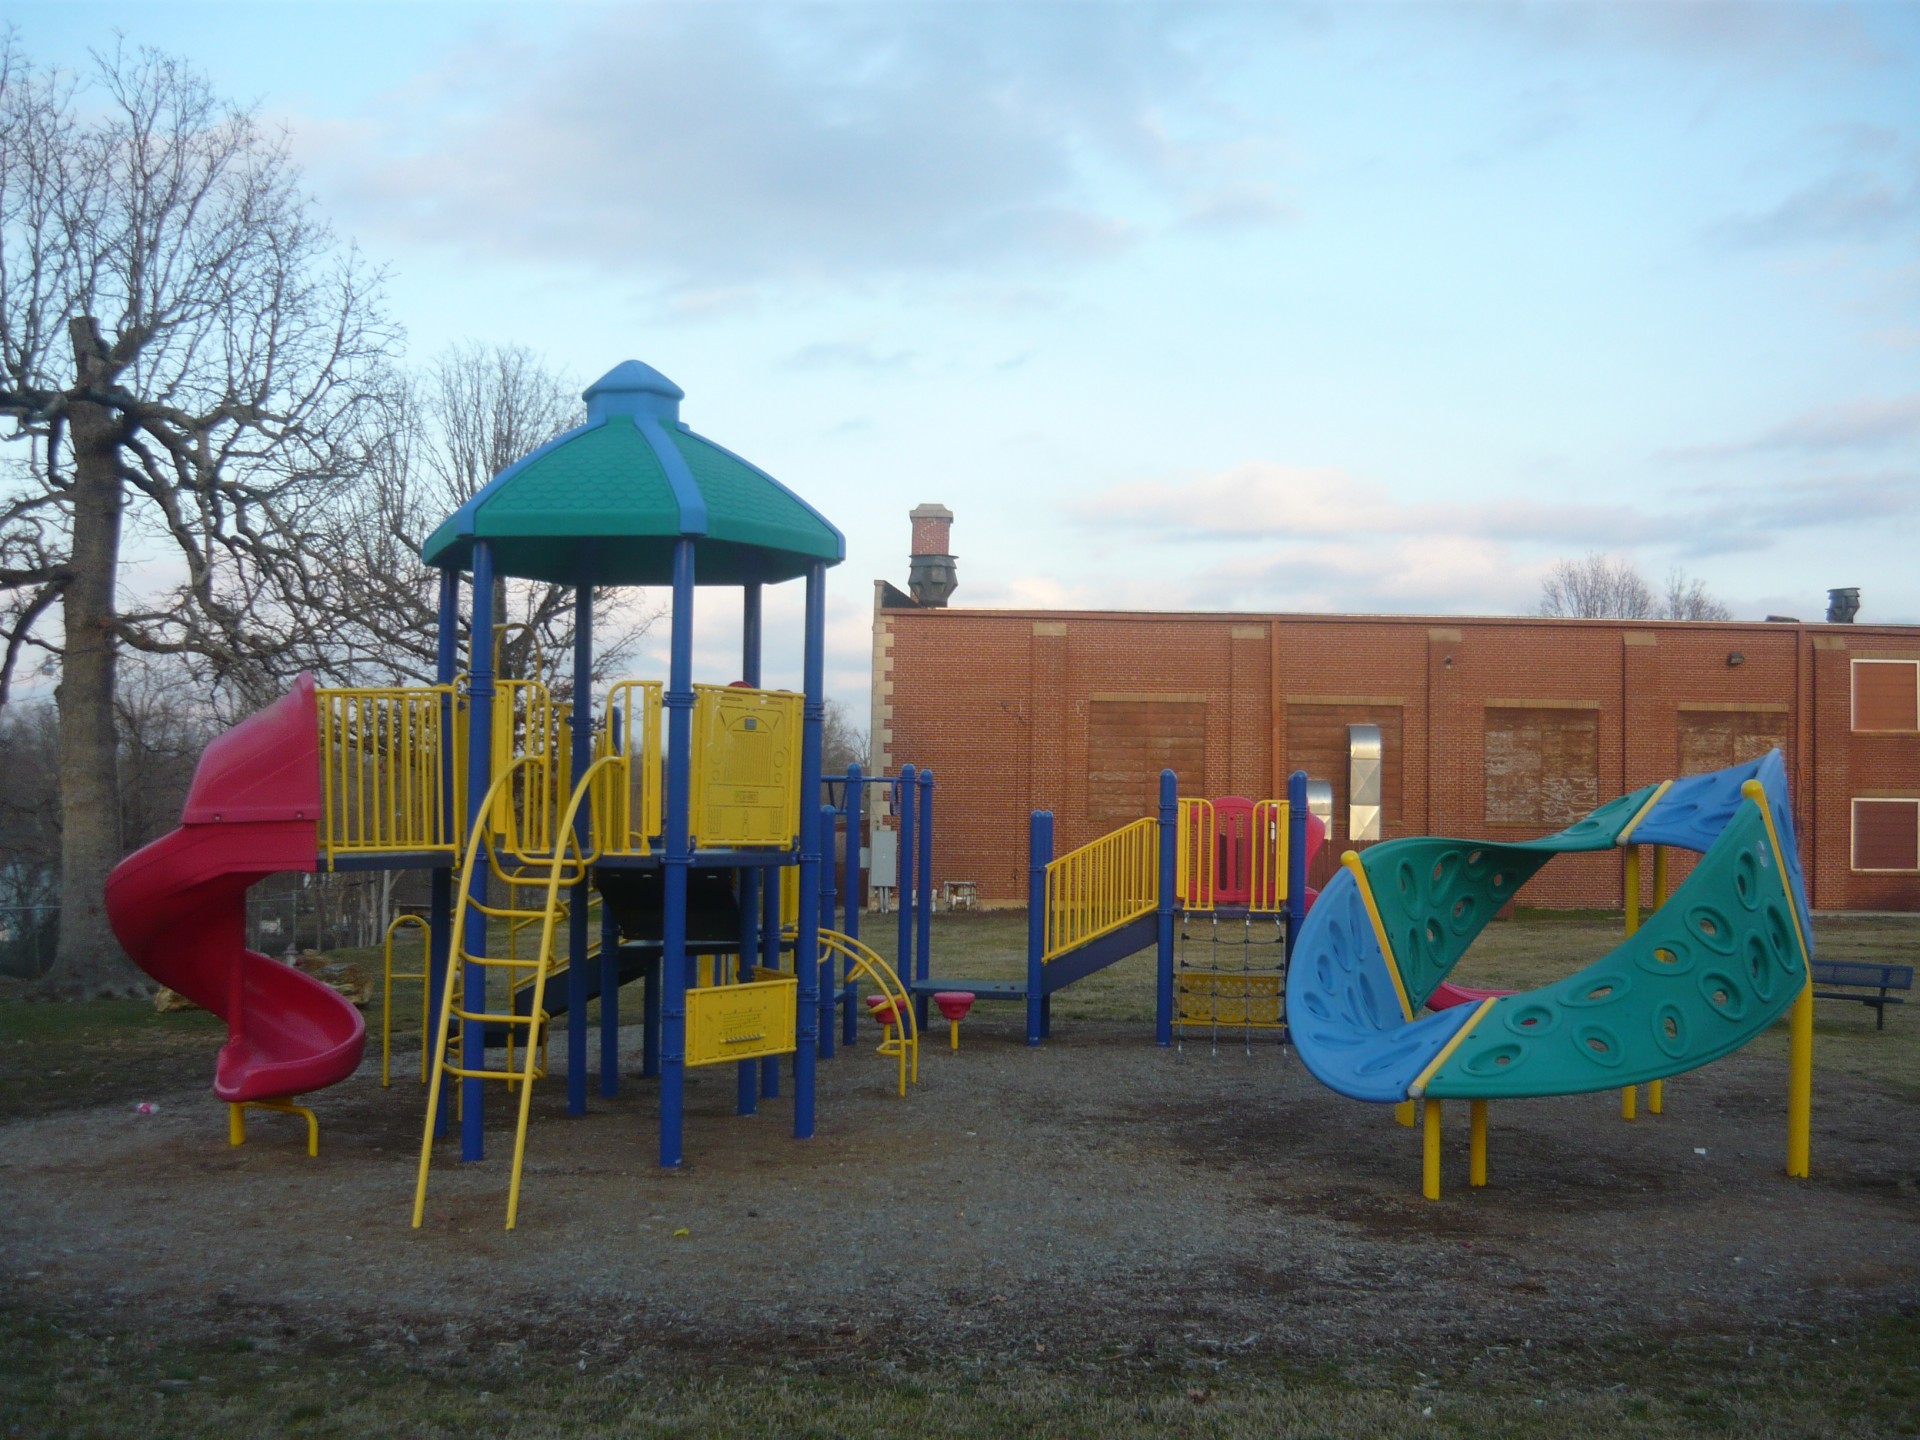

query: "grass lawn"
(2, 1304), (1916, 1439)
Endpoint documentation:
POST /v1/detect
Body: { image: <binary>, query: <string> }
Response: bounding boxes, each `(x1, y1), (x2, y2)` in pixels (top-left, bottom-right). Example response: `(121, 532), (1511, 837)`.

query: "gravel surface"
(4, 1009), (1916, 1369)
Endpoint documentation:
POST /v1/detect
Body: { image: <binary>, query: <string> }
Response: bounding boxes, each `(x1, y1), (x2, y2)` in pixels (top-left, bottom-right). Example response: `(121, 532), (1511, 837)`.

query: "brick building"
(871, 508), (1920, 912)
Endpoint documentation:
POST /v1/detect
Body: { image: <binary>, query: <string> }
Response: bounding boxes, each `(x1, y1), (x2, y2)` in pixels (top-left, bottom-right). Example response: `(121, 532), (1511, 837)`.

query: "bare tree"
(1663, 566), (1733, 622)
(1538, 553), (1657, 619)
(0, 699), (59, 977)
(1539, 553), (1731, 622)
(0, 39), (399, 995)
(318, 343), (653, 692)
(821, 696), (867, 777)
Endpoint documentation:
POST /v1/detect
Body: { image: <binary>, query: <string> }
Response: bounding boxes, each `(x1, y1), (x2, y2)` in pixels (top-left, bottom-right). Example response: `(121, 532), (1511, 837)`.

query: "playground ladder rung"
(467, 901), (563, 921)
(444, 1006), (542, 1026)
(455, 953), (545, 972)
(440, 1063), (542, 1083)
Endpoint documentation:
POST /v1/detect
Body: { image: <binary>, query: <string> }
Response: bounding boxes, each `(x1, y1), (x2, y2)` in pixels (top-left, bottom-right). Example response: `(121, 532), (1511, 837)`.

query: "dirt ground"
(3, 972), (1917, 1378)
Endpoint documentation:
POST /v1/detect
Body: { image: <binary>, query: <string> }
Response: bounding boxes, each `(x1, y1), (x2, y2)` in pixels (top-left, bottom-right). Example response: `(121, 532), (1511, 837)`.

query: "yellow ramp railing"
(1043, 818), (1159, 963)
(318, 685), (463, 863)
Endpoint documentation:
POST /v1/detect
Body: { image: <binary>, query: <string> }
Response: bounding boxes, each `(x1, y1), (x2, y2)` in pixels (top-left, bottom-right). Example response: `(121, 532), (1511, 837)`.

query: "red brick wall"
(909, 515), (952, 556)
(880, 605), (1920, 912)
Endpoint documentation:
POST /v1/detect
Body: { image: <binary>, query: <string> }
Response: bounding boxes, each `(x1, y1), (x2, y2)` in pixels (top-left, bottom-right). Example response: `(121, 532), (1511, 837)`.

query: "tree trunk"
(39, 320), (144, 998)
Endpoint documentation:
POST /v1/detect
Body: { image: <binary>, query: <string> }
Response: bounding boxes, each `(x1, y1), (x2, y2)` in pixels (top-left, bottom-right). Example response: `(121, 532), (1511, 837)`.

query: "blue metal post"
(1026, 810), (1052, 1046)
(793, 563), (826, 1140)
(659, 538), (696, 1168)
(841, 765), (862, 1046)
(429, 567), (458, 1137)
(915, 768), (934, 1031)
(639, 951), (659, 1079)
(737, 582), (763, 1116)
(1285, 769), (1309, 961)
(601, 899), (623, 1093)
(760, 869), (780, 1099)
(896, 764), (916, 1001)
(1156, 768), (1178, 1047)
(460, 543), (496, 1162)
(567, 587), (593, 1115)
(818, 803), (837, 1060)
(736, 870), (760, 1114)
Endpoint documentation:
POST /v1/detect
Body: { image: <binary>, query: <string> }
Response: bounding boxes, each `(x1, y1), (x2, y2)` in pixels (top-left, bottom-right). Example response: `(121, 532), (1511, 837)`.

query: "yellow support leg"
(1622, 1085), (1637, 1121)
(1469, 1100), (1487, 1188)
(1788, 984), (1813, 1178)
(948, 1019), (961, 1051)
(1422, 1098), (1442, 1201)
(1649, 1078), (1664, 1115)
(1394, 1099), (1416, 1128)
(230, 1098), (319, 1157)
(1624, 845), (1641, 935)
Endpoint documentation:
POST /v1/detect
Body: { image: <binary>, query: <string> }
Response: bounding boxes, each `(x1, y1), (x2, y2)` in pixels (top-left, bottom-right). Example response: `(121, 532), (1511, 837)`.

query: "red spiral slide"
(105, 674), (365, 1103)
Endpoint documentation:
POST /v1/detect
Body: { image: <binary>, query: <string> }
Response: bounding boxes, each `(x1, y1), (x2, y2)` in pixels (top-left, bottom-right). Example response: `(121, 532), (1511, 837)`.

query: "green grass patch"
(0, 988), (223, 1121)
(1, 1303), (1914, 1439)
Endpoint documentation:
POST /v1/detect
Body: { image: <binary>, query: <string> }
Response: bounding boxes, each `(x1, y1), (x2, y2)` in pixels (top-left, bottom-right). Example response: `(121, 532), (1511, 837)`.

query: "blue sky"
(21, 2), (1920, 703)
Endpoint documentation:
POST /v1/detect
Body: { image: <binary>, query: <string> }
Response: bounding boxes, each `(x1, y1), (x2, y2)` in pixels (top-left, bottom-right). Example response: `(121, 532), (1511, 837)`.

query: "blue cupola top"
(584, 360), (685, 423)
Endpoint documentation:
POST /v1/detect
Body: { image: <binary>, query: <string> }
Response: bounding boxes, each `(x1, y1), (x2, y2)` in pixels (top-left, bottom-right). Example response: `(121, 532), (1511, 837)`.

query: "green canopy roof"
(420, 361), (844, 586)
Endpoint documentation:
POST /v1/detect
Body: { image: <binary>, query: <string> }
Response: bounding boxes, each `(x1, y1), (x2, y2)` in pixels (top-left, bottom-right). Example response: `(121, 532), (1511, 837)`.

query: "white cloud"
(1077, 461), (1665, 548)
(1666, 394), (1920, 458)
(304, 6), (1298, 296)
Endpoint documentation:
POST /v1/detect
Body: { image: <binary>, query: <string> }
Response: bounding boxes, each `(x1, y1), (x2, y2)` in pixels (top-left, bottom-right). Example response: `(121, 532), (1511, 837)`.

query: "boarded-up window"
(1285, 703), (1403, 843)
(1087, 697), (1206, 830)
(1853, 798), (1920, 872)
(1678, 708), (1789, 775)
(1485, 706), (1598, 827)
(1853, 660), (1919, 732)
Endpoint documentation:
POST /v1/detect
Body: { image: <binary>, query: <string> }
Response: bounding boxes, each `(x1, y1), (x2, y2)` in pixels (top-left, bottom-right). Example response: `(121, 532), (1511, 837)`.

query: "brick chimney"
(908, 503), (956, 607)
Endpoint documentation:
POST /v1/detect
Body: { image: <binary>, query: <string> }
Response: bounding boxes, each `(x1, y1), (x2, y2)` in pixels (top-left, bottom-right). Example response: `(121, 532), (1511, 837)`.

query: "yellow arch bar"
(1614, 779), (1673, 848)
(1341, 851), (1414, 1023)
(1408, 996), (1498, 1099)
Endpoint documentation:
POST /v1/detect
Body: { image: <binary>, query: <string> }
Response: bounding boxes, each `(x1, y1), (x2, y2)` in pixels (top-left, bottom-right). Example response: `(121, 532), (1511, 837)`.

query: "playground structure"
(105, 360), (926, 1230)
(1285, 750), (1816, 1198)
(912, 769), (1327, 1047)
(94, 362), (1829, 1226)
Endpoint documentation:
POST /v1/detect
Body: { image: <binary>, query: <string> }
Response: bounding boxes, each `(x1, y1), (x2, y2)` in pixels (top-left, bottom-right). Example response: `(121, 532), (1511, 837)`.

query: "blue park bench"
(1810, 959), (1914, 1030)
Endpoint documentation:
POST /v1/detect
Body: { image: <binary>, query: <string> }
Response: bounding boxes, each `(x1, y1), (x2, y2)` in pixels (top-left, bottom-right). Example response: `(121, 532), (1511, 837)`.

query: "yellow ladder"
(413, 757), (611, 1231)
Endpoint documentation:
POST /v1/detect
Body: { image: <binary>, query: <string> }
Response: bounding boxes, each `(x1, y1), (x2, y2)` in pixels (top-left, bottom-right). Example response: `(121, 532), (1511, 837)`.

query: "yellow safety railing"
(381, 912), (432, 1087)
(1175, 798), (1216, 910)
(1043, 817), (1159, 963)
(690, 684), (803, 848)
(1249, 799), (1290, 914)
(491, 622), (544, 682)
(818, 928), (919, 1096)
(594, 680), (663, 855)
(491, 678), (568, 860)
(317, 685), (463, 863)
